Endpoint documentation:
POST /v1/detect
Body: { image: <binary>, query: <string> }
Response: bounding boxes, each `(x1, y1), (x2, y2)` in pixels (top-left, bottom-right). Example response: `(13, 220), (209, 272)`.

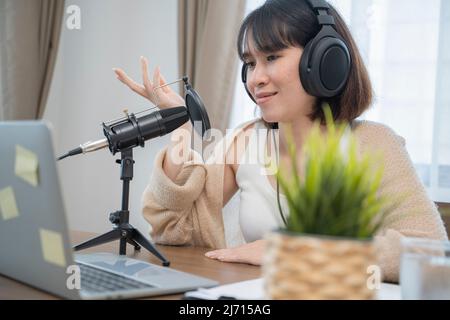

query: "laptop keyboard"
(78, 263), (155, 293)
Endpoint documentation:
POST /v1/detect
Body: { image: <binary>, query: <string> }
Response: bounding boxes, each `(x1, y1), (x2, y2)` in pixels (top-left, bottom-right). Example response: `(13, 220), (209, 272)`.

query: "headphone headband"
(306, 0), (330, 10)
(305, 0), (336, 26)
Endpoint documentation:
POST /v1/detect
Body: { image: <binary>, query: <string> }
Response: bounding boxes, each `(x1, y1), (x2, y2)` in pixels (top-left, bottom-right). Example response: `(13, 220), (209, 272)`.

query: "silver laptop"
(0, 121), (218, 299)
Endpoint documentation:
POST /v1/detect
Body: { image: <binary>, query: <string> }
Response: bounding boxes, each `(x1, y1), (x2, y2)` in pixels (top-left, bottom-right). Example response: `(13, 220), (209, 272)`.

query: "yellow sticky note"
(0, 186), (20, 221)
(15, 145), (39, 187)
(39, 229), (67, 268)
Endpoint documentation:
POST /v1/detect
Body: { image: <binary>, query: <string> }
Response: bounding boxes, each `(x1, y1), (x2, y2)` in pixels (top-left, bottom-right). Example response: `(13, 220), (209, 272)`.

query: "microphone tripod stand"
(73, 148), (170, 267)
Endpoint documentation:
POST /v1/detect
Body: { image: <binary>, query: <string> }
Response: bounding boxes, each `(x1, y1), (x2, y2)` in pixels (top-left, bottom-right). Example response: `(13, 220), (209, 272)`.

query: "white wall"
(44, 0), (178, 237)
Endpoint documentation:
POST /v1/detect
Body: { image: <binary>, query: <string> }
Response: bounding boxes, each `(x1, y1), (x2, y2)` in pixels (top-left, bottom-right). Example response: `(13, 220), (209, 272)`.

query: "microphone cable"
(270, 127), (288, 227)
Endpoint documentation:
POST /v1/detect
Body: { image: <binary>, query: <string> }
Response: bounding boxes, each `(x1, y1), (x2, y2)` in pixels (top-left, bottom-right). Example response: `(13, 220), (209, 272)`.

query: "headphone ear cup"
(241, 64), (256, 103)
(300, 37), (351, 98)
(300, 39), (315, 96)
(241, 63), (248, 83)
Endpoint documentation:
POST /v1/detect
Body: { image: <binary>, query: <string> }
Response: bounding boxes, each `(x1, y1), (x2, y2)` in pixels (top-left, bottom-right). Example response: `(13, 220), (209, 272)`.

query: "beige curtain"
(178, 0), (246, 133)
(0, 0), (65, 120)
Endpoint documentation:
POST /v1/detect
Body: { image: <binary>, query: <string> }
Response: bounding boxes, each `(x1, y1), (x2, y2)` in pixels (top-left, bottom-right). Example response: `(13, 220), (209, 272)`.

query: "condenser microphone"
(57, 107), (189, 160)
(58, 76), (211, 161)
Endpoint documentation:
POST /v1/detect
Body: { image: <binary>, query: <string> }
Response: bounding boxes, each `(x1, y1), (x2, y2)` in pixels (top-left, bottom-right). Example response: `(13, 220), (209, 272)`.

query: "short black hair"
(238, 0), (318, 61)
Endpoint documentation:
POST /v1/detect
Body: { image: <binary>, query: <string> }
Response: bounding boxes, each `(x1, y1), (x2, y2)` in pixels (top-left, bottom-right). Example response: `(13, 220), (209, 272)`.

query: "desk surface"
(0, 231), (261, 300)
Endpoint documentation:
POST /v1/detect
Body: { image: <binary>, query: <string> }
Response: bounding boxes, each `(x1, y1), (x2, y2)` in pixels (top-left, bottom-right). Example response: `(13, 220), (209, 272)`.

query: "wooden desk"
(0, 231), (261, 300)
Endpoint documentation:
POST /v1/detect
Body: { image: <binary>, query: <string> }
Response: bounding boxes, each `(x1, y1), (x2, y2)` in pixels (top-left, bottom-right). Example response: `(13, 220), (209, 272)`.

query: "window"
(230, 0), (450, 202)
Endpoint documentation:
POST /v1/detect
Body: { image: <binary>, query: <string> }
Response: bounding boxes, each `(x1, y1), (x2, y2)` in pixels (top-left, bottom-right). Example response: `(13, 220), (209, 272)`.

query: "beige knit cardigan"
(141, 119), (448, 283)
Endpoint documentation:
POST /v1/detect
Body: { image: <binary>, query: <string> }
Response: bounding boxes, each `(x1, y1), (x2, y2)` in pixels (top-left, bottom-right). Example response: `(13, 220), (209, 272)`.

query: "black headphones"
(241, 0), (351, 103)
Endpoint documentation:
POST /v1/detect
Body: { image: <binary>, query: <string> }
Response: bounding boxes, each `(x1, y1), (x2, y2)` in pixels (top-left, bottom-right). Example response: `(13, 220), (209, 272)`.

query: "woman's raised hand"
(113, 56), (186, 109)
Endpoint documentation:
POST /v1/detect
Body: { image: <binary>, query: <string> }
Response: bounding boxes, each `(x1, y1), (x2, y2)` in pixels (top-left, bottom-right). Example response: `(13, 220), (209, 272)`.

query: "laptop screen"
(0, 121), (79, 299)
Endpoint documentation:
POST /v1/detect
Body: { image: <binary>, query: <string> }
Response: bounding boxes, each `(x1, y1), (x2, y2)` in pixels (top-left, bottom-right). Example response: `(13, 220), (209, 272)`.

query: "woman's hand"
(113, 56), (185, 109)
(205, 240), (266, 266)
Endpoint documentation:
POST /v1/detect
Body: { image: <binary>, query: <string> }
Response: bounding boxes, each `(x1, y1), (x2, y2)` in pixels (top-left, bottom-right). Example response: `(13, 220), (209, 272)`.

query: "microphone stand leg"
(132, 229), (170, 267)
(127, 238), (141, 251)
(73, 229), (121, 252)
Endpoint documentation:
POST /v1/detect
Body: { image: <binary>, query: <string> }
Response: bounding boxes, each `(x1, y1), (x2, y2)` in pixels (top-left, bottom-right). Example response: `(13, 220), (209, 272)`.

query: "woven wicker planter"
(263, 231), (377, 300)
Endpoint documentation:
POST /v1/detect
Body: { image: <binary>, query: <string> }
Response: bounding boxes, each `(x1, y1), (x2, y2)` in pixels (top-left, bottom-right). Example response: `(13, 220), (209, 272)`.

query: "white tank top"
(235, 120), (290, 243)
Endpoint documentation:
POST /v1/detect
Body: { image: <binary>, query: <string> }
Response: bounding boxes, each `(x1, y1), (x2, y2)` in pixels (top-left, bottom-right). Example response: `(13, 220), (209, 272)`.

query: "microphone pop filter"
(184, 79), (211, 140)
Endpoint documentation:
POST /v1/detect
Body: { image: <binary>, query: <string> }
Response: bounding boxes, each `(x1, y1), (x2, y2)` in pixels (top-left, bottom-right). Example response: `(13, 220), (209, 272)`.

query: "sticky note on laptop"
(15, 145), (39, 187)
(0, 186), (20, 221)
(39, 229), (67, 268)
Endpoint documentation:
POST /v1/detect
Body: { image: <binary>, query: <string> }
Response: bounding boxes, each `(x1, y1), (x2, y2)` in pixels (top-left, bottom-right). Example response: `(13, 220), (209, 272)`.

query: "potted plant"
(262, 107), (391, 300)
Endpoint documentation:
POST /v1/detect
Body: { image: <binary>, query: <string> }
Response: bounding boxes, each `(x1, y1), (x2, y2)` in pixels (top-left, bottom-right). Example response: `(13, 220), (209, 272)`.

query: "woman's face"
(244, 39), (316, 123)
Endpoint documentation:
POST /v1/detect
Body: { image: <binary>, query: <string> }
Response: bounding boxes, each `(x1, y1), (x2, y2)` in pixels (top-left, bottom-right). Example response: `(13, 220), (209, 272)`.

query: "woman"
(114, 0), (447, 283)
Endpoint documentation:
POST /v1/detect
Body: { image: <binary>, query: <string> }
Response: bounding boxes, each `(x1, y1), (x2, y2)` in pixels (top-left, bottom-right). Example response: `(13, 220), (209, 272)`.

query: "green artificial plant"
(276, 106), (392, 239)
